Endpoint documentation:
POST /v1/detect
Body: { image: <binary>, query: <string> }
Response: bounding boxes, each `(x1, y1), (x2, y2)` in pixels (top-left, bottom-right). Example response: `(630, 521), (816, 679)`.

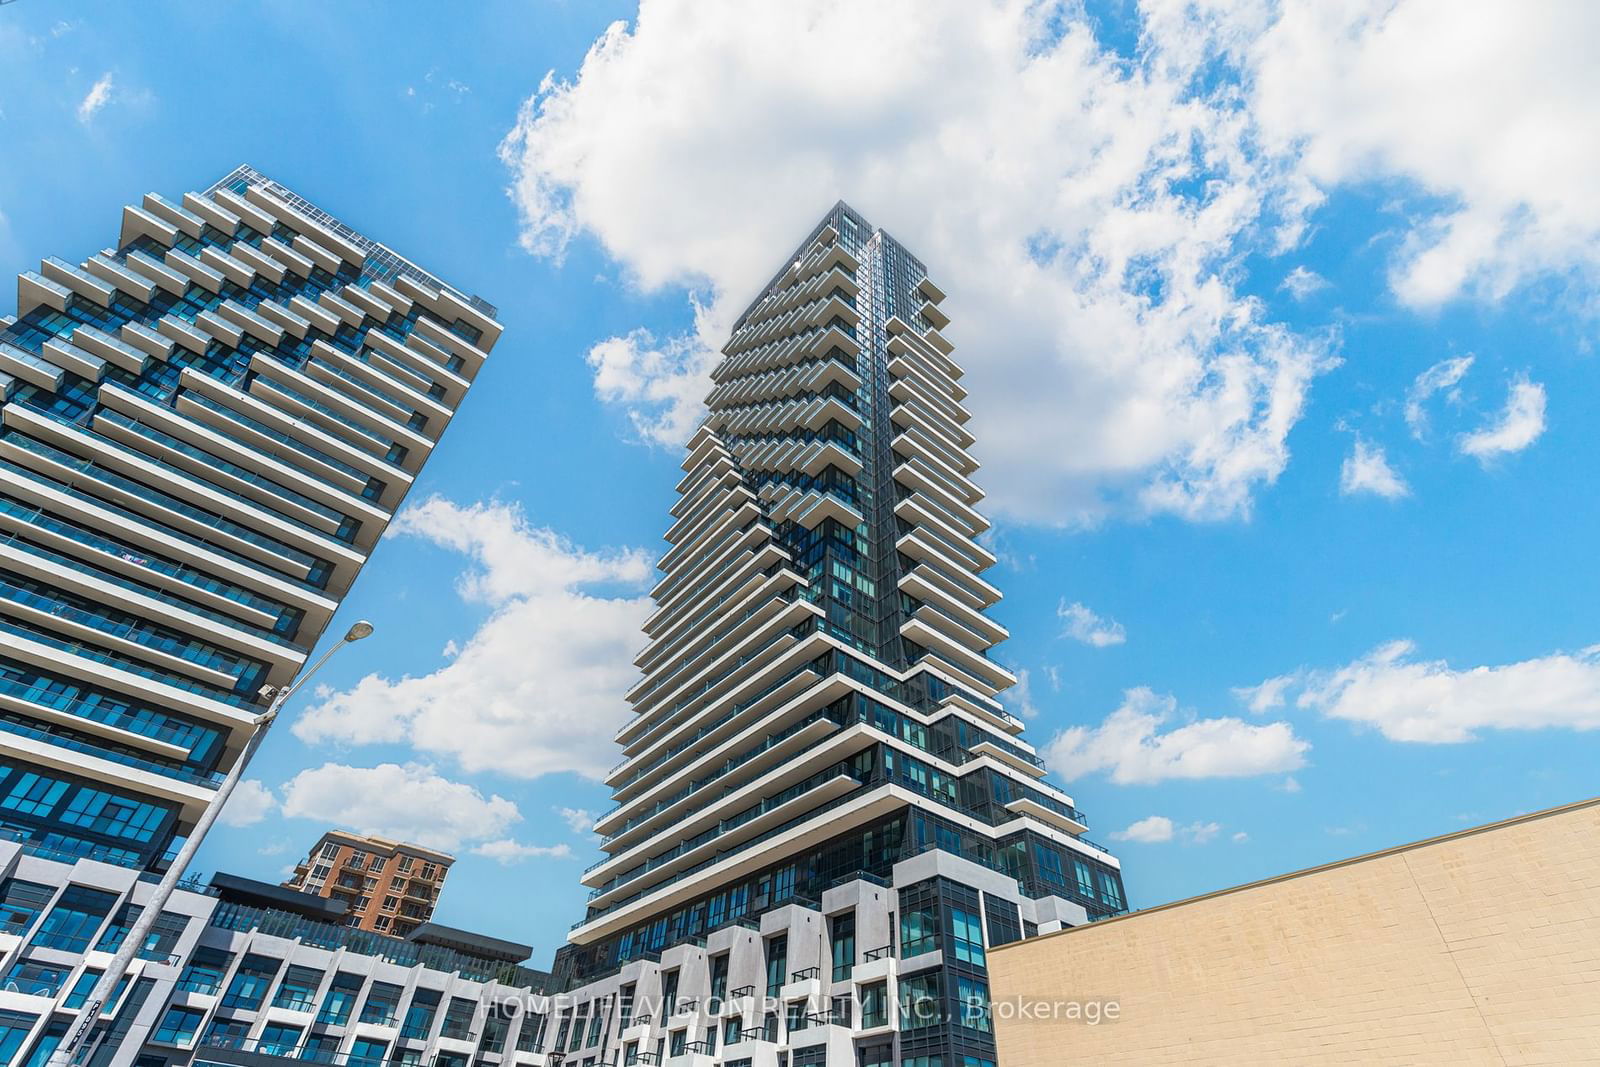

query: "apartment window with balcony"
(441, 996), (477, 1040)
(0, 879), (52, 935)
(831, 911), (855, 981)
(369, 856), (386, 873)
(3, 959), (70, 997)
(723, 1015), (741, 1046)
(349, 1037), (387, 1067)
(152, 1006), (202, 1047)
(764, 934), (787, 997)
(401, 989), (440, 1040)
(373, 916), (391, 932)
(30, 885), (115, 952)
(257, 1023), (303, 1056)
(220, 954), (280, 1011)
(176, 947), (231, 995)
(201, 1017), (249, 1051)
(349, 851), (369, 870)
(479, 1013), (509, 1054)
(669, 1030), (687, 1056)
(353, 895), (371, 912)
(420, 862), (437, 879)
(317, 973), (363, 1025)
(515, 1010), (546, 1052)
(360, 982), (402, 1025)
(272, 965), (323, 1011)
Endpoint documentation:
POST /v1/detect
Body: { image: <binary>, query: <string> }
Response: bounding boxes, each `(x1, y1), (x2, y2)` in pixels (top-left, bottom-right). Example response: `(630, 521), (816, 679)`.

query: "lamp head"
(343, 621), (375, 642)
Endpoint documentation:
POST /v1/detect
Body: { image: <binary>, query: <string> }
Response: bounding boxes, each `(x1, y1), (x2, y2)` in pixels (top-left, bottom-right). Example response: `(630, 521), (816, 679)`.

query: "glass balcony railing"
(0, 712), (224, 787)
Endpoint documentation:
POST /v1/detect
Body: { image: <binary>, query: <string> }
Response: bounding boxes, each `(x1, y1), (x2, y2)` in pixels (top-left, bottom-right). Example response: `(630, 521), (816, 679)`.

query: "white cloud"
(1231, 831), (1249, 843)
(1458, 375), (1546, 461)
(1244, 1), (1600, 308)
(1277, 776), (1302, 794)
(1260, 639), (1600, 743)
(558, 807), (599, 834)
(1279, 266), (1329, 301)
(1058, 600), (1127, 647)
(278, 762), (522, 851)
(1042, 687), (1309, 785)
(1339, 438), (1408, 499)
(218, 779), (276, 828)
(1004, 667), (1041, 721)
(500, 0), (1337, 525)
(471, 839), (573, 866)
(294, 497), (651, 779)
(76, 71), (113, 123)
(1109, 814), (1222, 844)
(1110, 815), (1173, 843)
(1404, 355), (1474, 439)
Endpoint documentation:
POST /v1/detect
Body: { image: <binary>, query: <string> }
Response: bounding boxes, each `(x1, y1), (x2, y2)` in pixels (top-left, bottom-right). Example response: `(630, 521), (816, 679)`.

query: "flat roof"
(406, 921), (533, 963)
(212, 871), (349, 920)
(995, 793), (1600, 952)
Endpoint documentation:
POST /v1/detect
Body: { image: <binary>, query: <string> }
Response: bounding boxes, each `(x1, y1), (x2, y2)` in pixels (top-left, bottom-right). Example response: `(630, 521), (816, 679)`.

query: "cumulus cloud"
(1458, 375), (1546, 461)
(218, 779), (276, 828)
(1003, 667), (1041, 721)
(1110, 815), (1223, 844)
(558, 807), (599, 834)
(279, 762), (523, 851)
(76, 71), (113, 123)
(1404, 355), (1475, 439)
(1058, 601), (1127, 647)
(294, 497), (651, 779)
(1042, 687), (1309, 785)
(1259, 639), (1600, 744)
(1339, 438), (1408, 499)
(1245, 1), (1600, 308)
(499, 0), (1337, 524)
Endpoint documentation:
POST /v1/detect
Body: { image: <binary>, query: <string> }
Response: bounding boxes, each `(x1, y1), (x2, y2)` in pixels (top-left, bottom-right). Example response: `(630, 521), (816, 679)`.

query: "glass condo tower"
(550, 204), (1126, 1067)
(0, 165), (499, 876)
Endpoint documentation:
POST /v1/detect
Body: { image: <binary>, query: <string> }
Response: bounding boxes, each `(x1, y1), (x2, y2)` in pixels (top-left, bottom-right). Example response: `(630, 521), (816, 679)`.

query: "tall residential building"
(282, 829), (453, 938)
(0, 165), (499, 876)
(546, 204), (1127, 1067)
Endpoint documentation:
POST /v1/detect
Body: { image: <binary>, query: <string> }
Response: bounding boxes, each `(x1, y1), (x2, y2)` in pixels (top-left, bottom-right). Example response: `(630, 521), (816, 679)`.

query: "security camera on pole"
(48, 621), (375, 1067)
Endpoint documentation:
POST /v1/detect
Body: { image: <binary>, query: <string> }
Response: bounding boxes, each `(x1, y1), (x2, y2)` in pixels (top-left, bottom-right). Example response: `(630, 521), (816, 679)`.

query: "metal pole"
(48, 621), (373, 1067)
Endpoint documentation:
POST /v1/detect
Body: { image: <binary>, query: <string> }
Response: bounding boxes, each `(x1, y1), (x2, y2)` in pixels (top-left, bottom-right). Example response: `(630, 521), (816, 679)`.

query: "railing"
(789, 967), (820, 982)
(729, 985), (754, 1000)
(0, 711), (225, 787)
(862, 945), (893, 963)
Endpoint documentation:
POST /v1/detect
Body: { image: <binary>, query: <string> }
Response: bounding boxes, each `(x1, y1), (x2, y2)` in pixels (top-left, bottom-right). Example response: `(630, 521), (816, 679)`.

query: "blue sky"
(2, 0), (1596, 965)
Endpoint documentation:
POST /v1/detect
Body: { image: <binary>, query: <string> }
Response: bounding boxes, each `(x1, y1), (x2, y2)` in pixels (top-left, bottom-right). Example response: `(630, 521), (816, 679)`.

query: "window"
(618, 982), (635, 1028)
(353, 896), (371, 912)
(3, 959), (70, 996)
(31, 885), (116, 952)
(982, 893), (1022, 949)
(723, 1016), (742, 1046)
(348, 1037), (387, 1067)
(764, 934), (787, 997)
(585, 1003), (605, 1046)
(624, 1042), (638, 1065)
(381, 895), (399, 911)
(349, 851), (369, 870)
(442, 996), (477, 1040)
(515, 1010), (546, 1052)
(221, 954), (279, 1011)
(956, 976), (992, 1032)
(62, 970), (128, 1011)
(0, 879), (52, 934)
(94, 905), (189, 959)
(373, 916), (390, 932)
(59, 787), (165, 841)
(0, 1011), (37, 1064)
(709, 953), (729, 1004)
(480, 1013), (509, 1054)
(21, 1020), (67, 1067)
(397, 855), (415, 873)
(420, 862), (438, 879)
(831, 911), (855, 981)
(948, 906), (985, 966)
(320, 841), (340, 859)
(272, 965), (323, 1011)
(669, 1030), (686, 1056)
(900, 903), (940, 957)
(201, 1016), (249, 1051)
(861, 981), (888, 1028)
(662, 968), (679, 1017)
(401, 989), (440, 1041)
(301, 1035), (339, 1062)
(1073, 857), (1096, 899)
(358, 981), (401, 1026)
(258, 1023), (302, 1056)
(1, 772), (68, 816)
(898, 973), (943, 1030)
(317, 973), (363, 1025)
(176, 947), (231, 994)
(1099, 869), (1125, 910)
(369, 856), (386, 873)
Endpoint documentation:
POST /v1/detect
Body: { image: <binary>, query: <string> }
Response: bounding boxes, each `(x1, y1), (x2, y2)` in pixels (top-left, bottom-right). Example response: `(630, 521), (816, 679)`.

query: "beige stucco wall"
(990, 798), (1600, 1065)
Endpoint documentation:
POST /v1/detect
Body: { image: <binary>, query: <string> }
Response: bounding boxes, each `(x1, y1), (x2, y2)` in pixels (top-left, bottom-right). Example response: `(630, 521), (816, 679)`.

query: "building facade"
(542, 204), (1128, 1067)
(988, 797), (1600, 1066)
(0, 840), (552, 1066)
(282, 830), (453, 938)
(0, 164), (498, 875)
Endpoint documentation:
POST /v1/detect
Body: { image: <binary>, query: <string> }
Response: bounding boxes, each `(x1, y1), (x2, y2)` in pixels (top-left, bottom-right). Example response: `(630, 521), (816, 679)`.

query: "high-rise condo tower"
(0, 165), (498, 876)
(550, 203), (1126, 1067)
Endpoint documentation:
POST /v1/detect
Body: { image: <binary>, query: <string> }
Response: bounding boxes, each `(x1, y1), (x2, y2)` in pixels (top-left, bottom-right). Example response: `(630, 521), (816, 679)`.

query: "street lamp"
(50, 621), (375, 1067)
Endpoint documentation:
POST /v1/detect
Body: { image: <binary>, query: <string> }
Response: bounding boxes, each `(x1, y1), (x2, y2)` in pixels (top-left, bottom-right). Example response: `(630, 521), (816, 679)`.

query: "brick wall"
(989, 798), (1600, 1065)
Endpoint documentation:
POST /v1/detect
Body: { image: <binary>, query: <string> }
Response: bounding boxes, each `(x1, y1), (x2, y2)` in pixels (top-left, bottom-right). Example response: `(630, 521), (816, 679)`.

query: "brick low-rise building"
(282, 830), (453, 938)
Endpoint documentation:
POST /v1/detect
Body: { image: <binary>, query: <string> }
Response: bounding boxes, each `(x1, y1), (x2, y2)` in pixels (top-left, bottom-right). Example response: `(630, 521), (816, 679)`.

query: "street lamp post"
(49, 621), (375, 1067)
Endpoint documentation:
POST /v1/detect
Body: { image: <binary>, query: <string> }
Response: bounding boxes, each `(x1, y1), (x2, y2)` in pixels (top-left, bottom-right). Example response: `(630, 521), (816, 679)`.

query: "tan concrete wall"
(990, 798), (1600, 1066)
